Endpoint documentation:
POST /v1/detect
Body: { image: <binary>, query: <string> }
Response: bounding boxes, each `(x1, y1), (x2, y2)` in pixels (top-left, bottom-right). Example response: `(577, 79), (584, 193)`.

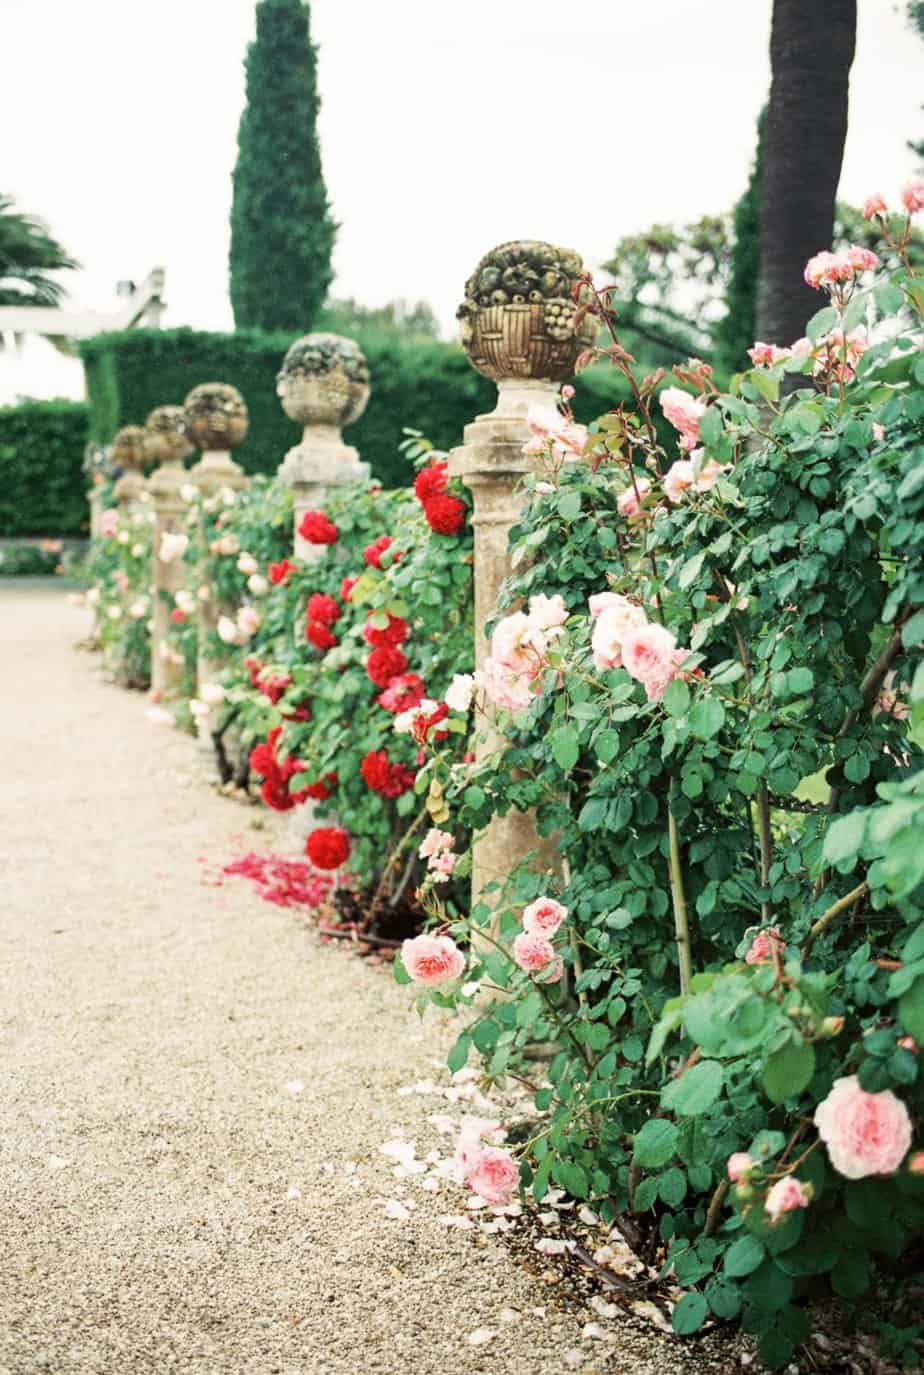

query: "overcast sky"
(1, 0), (922, 400)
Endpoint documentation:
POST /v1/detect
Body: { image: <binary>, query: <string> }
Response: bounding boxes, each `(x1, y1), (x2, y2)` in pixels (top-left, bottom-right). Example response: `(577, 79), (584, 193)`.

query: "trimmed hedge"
(0, 400), (89, 536)
(77, 327), (637, 487)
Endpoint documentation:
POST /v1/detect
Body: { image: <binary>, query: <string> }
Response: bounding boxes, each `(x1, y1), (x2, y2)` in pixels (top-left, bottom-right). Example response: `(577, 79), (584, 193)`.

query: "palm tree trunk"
(756, 0), (857, 348)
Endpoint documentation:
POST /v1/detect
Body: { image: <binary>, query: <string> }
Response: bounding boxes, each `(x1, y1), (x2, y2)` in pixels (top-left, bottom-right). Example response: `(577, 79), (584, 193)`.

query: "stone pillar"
(449, 239), (597, 911)
(183, 383), (250, 697)
(111, 426), (148, 512)
(275, 333), (371, 558)
(146, 405), (193, 699)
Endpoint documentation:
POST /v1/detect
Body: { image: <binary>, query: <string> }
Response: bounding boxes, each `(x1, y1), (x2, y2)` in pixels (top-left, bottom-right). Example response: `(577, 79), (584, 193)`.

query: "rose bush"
(398, 199), (924, 1366)
(85, 487), (153, 689)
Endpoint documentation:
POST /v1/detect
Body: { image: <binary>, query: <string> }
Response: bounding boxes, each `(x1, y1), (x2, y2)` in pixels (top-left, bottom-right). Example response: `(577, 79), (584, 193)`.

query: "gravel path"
(0, 588), (715, 1375)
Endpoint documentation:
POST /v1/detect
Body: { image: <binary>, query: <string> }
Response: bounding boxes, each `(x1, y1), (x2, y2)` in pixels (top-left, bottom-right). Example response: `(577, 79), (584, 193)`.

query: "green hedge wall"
(77, 327), (636, 488)
(0, 400), (89, 536)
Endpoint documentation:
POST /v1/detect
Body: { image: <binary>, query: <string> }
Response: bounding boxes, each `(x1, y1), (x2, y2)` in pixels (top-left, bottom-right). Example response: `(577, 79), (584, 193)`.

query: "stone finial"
(144, 405), (192, 468)
(111, 425), (148, 471)
(277, 332), (370, 431)
(456, 239), (596, 383)
(183, 382), (249, 453)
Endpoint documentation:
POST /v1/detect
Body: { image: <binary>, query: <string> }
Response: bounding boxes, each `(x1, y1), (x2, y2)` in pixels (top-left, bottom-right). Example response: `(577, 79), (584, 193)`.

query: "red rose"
(340, 575), (358, 602)
(360, 750), (416, 798)
(306, 592), (341, 625)
(377, 673), (426, 713)
(365, 644), (408, 687)
(283, 703), (312, 722)
(423, 493), (466, 535)
(170, 608), (186, 624)
(414, 701), (450, 744)
(298, 510), (339, 545)
(261, 776), (297, 812)
(302, 770), (338, 801)
(249, 741), (275, 777)
(306, 620), (337, 651)
(245, 656), (263, 688)
(306, 826), (350, 870)
(362, 613), (408, 648)
(257, 670), (292, 705)
(413, 461), (448, 504)
(268, 558), (297, 585)
(364, 535), (401, 569)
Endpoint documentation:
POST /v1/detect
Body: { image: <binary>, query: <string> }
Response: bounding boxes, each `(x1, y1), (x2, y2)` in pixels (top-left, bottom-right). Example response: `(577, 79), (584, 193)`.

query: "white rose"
(201, 682), (226, 705)
(237, 552), (258, 575)
(217, 615), (239, 644)
(131, 543), (144, 558)
(247, 573), (268, 597)
(236, 605), (260, 638)
(117, 531), (129, 545)
(106, 604), (122, 620)
(445, 673), (475, 713)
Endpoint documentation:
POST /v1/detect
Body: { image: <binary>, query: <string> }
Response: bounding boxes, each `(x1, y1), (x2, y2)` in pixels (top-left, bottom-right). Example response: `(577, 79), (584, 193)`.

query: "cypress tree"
(229, 0), (336, 332)
(714, 108), (766, 374)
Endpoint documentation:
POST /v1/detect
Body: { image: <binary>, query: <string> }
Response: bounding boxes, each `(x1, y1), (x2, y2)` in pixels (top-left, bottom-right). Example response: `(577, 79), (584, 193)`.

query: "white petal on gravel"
(284, 1079), (305, 1095)
(578, 1205), (599, 1225)
(466, 1195), (488, 1210)
(438, 1215), (475, 1230)
(481, 1218), (512, 1234)
(498, 1308), (520, 1324)
(427, 1113), (457, 1136)
(380, 1138), (419, 1168)
(45, 1154), (67, 1170)
(383, 1199), (412, 1220)
(589, 1295), (619, 1319)
(286, 1186), (302, 1200)
(535, 1238), (575, 1255)
(564, 1349), (585, 1369)
(582, 1322), (611, 1341)
(539, 1210), (560, 1225)
(467, 1328), (495, 1347)
(419, 1176), (440, 1192)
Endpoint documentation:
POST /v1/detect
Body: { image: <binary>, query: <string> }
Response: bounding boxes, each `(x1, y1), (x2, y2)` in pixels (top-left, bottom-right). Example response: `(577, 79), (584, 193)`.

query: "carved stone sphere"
(457, 239), (596, 382)
(276, 333), (370, 430)
(183, 383), (249, 452)
(144, 405), (192, 465)
(110, 425), (148, 471)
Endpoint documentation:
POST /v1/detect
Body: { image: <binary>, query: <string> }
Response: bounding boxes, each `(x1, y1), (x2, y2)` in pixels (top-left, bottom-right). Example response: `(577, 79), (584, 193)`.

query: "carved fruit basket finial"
(457, 239), (596, 382)
(144, 405), (192, 466)
(183, 383), (249, 452)
(276, 333), (371, 430)
(110, 425), (148, 471)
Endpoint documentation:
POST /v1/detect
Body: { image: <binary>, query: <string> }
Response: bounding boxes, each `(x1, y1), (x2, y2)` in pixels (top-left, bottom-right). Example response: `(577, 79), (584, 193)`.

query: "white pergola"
(0, 266), (166, 348)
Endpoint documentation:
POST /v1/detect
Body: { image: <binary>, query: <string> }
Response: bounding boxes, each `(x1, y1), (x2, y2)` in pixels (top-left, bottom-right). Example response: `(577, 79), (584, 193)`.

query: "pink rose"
(617, 477), (652, 518)
(727, 1152), (754, 1183)
(464, 1146), (519, 1205)
(490, 611), (536, 675)
(744, 926), (782, 964)
(561, 384), (575, 401)
(401, 934), (465, 986)
(522, 896), (568, 937)
(100, 509), (119, 537)
(476, 658), (534, 712)
(419, 827), (453, 860)
(589, 591), (636, 622)
(620, 622), (681, 703)
(430, 851), (457, 884)
(764, 1175), (811, 1223)
(528, 593), (569, 631)
(790, 336), (813, 359)
(659, 387), (706, 442)
(694, 456), (727, 492)
(846, 245), (878, 273)
(747, 342), (789, 367)
(454, 1118), (503, 1174)
(872, 422), (885, 443)
(804, 250), (852, 289)
(590, 598), (648, 671)
(663, 459), (695, 504)
(862, 192), (888, 219)
(512, 930), (557, 974)
(814, 1075), (912, 1179)
(901, 179), (924, 214)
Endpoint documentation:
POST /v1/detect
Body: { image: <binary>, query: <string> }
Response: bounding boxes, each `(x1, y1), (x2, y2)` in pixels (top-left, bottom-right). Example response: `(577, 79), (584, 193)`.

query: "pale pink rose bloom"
(637, 644), (688, 703)
(804, 250), (852, 289)
(790, 336), (813, 359)
(522, 435), (547, 458)
(512, 930), (557, 974)
(909, 1152), (924, 1176)
(236, 606), (260, 637)
(528, 593), (569, 631)
(747, 342), (789, 366)
(620, 622), (678, 698)
(901, 179), (924, 214)
(217, 615), (239, 645)
(522, 896), (568, 938)
(694, 457), (726, 492)
(419, 828), (453, 860)
(401, 934), (466, 986)
(659, 387), (706, 442)
(561, 384), (575, 401)
(114, 569), (129, 594)
(814, 1075), (912, 1179)
(591, 600), (648, 672)
(872, 422), (885, 443)
(550, 422), (588, 460)
(453, 1118), (503, 1174)
(537, 954), (565, 983)
(525, 406), (561, 440)
(588, 591), (637, 622)
(491, 611), (538, 675)
(159, 530), (188, 563)
(617, 477), (652, 517)
(726, 1152), (754, 1183)
(897, 1036), (918, 1054)
(475, 658), (534, 712)
(765, 1175), (811, 1222)
(846, 245), (878, 272)
(236, 552), (258, 575)
(534, 480), (555, 495)
(465, 1146), (519, 1205)
(430, 851), (457, 884)
(524, 406), (587, 460)
(100, 508), (119, 537)
(744, 926), (782, 964)
(663, 459), (695, 504)
(862, 192), (888, 219)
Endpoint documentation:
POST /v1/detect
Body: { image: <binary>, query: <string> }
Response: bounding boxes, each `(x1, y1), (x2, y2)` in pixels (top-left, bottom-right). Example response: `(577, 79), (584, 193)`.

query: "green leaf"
(659, 1166), (687, 1207)
(724, 1233), (766, 1278)
(557, 490), (582, 521)
(807, 306), (838, 342)
(661, 1058), (724, 1116)
(902, 609), (924, 649)
(594, 728), (620, 763)
(672, 1292), (708, 1335)
(662, 678), (691, 717)
(689, 697), (726, 740)
(632, 1118), (679, 1168)
(447, 1033), (470, 1073)
(698, 405), (724, 448)
(550, 725), (579, 772)
(393, 953), (411, 985)
(743, 1259), (794, 1313)
(705, 1276), (741, 1319)
(898, 976), (924, 1044)
(554, 1159), (589, 1199)
(762, 1039), (816, 1104)
(678, 552), (706, 590)
(823, 811), (867, 869)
